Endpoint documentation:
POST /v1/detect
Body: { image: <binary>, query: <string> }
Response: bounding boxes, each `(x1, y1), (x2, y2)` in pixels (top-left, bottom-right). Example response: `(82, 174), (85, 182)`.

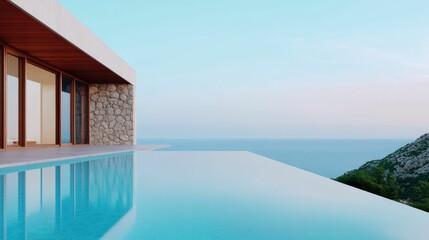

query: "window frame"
(1, 42), (90, 149)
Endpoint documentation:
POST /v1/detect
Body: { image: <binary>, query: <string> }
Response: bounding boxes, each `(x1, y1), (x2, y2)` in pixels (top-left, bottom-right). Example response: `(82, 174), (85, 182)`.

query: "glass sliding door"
(2, 48), (93, 149)
(61, 77), (72, 144)
(6, 54), (20, 146)
(75, 81), (88, 144)
(26, 63), (56, 145)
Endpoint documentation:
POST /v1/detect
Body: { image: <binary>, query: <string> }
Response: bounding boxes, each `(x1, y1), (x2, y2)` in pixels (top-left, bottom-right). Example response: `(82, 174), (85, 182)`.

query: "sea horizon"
(138, 138), (412, 178)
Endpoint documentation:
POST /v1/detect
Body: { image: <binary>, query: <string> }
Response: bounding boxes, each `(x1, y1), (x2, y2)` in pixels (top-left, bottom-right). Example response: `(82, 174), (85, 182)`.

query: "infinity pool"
(1, 151), (429, 239)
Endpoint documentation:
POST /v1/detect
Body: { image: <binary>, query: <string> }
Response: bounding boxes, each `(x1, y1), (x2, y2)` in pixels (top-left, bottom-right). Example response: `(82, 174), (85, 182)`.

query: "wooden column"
(71, 79), (75, 144)
(18, 57), (26, 147)
(0, 45), (4, 149)
(57, 73), (62, 145)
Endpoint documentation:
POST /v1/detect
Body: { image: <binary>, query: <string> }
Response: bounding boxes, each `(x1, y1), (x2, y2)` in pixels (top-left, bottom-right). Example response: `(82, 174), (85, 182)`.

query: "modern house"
(0, 0), (136, 150)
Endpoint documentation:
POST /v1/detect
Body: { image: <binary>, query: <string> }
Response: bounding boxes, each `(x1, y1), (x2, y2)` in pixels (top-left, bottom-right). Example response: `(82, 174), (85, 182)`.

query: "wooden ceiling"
(0, 1), (128, 84)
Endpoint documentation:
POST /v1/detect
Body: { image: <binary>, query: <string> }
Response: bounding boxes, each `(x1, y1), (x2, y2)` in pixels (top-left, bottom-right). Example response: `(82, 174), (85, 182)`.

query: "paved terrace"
(0, 145), (170, 169)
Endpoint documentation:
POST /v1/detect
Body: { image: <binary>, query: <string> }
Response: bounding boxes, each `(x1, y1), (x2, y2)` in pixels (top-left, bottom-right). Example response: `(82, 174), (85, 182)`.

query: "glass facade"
(26, 63), (56, 145)
(61, 77), (72, 144)
(6, 54), (19, 146)
(1, 49), (89, 149)
(75, 81), (88, 144)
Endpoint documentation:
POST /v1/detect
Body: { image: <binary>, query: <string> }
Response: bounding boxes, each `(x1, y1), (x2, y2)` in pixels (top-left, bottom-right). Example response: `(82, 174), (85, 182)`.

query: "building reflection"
(0, 153), (134, 240)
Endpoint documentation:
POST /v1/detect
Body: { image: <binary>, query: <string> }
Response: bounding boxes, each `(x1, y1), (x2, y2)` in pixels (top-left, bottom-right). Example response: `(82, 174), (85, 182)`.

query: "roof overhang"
(0, 0), (136, 85)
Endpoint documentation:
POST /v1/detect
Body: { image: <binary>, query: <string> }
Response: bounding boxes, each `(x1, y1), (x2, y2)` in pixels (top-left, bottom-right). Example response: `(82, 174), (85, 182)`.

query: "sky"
(59, 0), (429, 139)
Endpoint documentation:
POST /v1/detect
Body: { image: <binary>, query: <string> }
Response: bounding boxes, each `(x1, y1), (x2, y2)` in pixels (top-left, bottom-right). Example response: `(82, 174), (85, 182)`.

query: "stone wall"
(89, 84), (135, 145)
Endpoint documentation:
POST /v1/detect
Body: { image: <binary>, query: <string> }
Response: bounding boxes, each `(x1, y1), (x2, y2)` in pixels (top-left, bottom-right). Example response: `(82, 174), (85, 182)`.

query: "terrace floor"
(0, 144), (170, 168)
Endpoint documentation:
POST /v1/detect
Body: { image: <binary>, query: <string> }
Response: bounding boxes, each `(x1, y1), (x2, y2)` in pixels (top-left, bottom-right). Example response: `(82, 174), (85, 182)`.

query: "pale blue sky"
(60, 0), (429, 139)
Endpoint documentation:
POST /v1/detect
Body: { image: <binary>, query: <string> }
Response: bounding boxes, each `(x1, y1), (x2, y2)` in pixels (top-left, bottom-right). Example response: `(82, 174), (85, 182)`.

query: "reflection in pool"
(0, 153), (133, 239)
(2, 151), (429, 240)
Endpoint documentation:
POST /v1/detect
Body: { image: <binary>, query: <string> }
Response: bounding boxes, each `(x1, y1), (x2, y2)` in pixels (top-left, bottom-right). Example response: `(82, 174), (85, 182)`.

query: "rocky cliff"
(336, 133), (429, 212)
(361, 133), (429, 178)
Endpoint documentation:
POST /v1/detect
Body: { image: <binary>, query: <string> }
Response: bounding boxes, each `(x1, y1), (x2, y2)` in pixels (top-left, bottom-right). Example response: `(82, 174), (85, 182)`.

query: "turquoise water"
(138, 139), (411, 178)
(2, 151), (429, 240)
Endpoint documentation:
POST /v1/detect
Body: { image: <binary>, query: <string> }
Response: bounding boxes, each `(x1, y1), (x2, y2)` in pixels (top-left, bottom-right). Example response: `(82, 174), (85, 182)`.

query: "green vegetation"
(336, 166), (401, 200)
(336, 133), (429, 212)
(336, 168), (429, 213)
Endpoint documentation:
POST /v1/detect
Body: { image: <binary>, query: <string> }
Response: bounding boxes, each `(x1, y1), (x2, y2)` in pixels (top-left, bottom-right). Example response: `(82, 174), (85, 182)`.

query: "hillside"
(336, 133), (429, 212)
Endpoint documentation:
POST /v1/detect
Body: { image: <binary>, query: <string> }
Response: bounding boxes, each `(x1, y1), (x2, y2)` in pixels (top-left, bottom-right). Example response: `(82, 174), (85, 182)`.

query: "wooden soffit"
(0, 0), (135, 84)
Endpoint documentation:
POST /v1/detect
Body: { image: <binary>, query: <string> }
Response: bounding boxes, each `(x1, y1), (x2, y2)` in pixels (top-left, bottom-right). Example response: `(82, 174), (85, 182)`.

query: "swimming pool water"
(1, 151), (429, 239)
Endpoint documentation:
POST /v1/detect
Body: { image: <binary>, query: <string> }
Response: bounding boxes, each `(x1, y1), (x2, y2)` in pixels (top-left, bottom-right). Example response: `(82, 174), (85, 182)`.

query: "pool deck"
(0, 145), (170, 169)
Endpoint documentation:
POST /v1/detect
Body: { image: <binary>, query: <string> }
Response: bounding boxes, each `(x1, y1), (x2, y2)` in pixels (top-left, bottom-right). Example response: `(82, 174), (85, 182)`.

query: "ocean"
(137, 139), (411, 178)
